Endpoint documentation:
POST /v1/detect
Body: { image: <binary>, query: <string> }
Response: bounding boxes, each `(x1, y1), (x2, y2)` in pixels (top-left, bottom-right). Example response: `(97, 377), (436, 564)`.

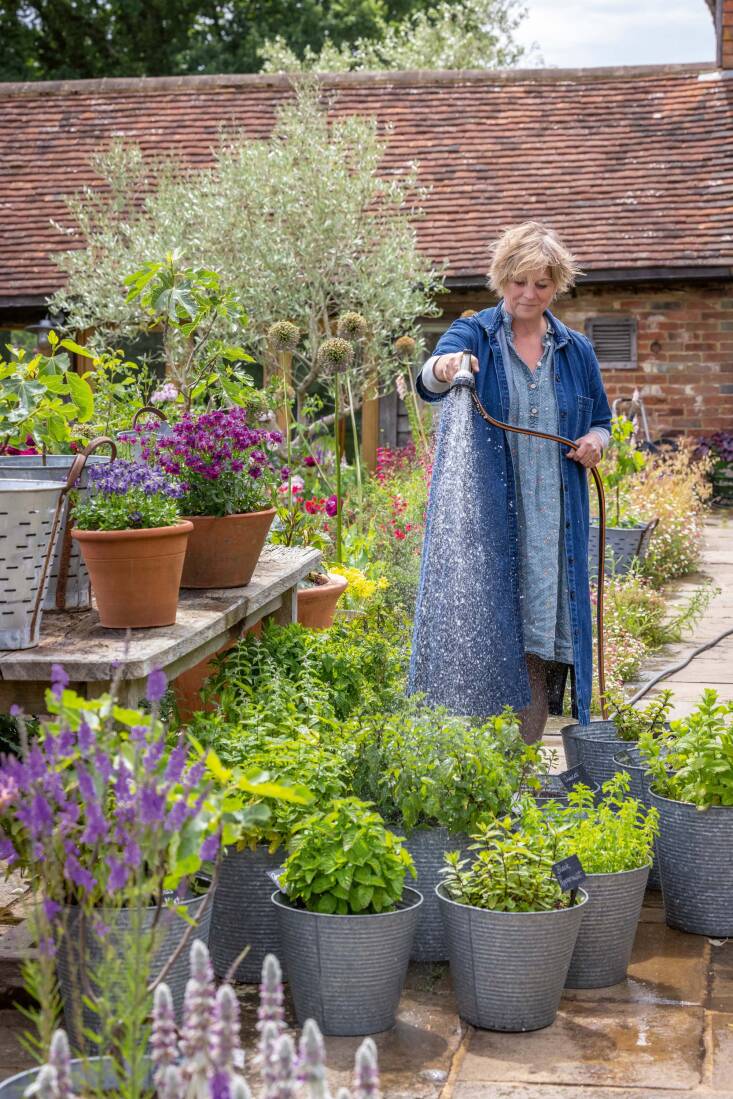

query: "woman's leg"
(519, 653), (550, 744)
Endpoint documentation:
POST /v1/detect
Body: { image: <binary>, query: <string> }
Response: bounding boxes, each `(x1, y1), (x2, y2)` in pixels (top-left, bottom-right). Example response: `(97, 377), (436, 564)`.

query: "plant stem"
(346, 374), (362, 506)
(334, 376), (343, 565)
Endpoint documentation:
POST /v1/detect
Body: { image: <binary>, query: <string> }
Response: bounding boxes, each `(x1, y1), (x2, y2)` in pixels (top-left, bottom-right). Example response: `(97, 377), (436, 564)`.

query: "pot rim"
(71, 520), (194, 540)
(0, 479), (63, 493)
(299, 571), (349, 593)
(434, 881), (588, 915)
(271, 884), (423, 918)
(649, 788), (733, 813)
(59, 883), (209, 916)
(576, 863), (651, 880)
(182, 507), (276, 520)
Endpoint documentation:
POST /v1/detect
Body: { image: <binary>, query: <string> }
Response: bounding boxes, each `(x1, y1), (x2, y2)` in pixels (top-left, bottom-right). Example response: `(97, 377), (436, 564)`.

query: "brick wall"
(428, 279), (733, 437)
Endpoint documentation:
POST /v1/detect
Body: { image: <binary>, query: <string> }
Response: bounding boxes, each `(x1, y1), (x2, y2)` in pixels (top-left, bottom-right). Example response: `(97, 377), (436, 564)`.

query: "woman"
(413, 222), (611, 741)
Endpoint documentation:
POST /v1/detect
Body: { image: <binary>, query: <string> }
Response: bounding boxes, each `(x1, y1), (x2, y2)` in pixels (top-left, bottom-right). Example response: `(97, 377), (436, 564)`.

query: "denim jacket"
(415, 304), (612, 724)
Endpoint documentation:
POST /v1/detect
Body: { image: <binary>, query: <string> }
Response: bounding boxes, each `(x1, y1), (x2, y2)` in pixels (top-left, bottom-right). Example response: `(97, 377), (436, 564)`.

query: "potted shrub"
(1, 944), (381, 1099)
(272, 797), (421, 1035)
(590, 415), (658, 578)
(437, 814), (587, 1031)
(71, 459), (192, 628)
(552, 774), (658, 988)
(646, 689), (733, 936)
(207, 735), (346, 982)
(562, 690), (674, 788)
(350, 700), (540, 962)
(149, 407), (282, 589)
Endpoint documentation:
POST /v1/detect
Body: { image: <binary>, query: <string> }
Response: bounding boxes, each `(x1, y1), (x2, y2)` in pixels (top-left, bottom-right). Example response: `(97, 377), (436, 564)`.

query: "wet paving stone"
(709, 940), (733, 1014)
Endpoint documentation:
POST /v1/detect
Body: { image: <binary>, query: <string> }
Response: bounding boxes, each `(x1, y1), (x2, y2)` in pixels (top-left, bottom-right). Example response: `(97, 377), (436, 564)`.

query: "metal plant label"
(558, 764), (593, 790)
(552, 854), (587, 895)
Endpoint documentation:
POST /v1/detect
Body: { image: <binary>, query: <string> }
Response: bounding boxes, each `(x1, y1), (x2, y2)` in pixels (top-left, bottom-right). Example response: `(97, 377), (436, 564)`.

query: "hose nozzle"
(451, 349), (476, 390)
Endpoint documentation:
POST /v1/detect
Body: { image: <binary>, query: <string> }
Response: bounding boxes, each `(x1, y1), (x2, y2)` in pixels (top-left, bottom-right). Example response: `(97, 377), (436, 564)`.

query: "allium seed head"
(268, 321), (300, 352)
(336, 312), (368, 340)
(393, 335), (416, 362)
(317, 337), (354, 372)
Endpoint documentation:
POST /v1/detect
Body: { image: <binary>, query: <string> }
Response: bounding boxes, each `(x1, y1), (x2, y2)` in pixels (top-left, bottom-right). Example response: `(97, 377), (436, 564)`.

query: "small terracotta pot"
(297, 572), (348, 629)
(72, 522), (193, 629)
(180, 508), (275, 589)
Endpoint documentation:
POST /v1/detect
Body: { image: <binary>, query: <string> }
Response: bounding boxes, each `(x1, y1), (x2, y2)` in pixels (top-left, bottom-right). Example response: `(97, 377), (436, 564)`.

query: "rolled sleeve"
(581, 336), (612, 438)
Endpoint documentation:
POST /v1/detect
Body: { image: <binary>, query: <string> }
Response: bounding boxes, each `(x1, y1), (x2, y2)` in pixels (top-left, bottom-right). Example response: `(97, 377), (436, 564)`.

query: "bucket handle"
(54, 437), (118, 610)
(132, 405), (168, 428)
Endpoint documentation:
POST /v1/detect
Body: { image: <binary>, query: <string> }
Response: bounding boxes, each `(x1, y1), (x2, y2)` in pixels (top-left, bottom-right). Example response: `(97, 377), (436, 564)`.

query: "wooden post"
(361, 371), (379, 473)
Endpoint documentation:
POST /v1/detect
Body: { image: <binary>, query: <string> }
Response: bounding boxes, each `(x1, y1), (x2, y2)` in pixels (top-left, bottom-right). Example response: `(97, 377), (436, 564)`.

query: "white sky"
(516, 0), (717, 68)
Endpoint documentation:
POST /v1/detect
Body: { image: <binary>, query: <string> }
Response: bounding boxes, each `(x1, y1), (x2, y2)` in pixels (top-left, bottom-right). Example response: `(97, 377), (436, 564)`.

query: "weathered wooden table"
(0, 545), (320, 712)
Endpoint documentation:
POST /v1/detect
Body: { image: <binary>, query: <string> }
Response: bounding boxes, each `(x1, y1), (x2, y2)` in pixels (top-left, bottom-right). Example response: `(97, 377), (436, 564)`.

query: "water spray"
(452, 349), (608, 719)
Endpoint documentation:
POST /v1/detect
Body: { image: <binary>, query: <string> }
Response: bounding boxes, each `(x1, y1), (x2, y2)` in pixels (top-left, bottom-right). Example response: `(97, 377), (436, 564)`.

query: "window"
(585, 315), (637, 370)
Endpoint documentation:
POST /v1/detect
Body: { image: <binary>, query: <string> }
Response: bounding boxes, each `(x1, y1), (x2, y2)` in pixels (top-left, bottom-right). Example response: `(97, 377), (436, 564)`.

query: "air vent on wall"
(585, 315), (637, 370)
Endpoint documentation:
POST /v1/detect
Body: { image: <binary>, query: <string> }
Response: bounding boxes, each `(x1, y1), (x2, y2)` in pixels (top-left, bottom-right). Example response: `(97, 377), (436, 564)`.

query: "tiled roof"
(1, 64), (732, 307)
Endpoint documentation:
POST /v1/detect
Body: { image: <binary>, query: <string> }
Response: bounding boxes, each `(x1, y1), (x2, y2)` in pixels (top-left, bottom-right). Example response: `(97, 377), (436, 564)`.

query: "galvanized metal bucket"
(405, 827), (470, 962)
(0, 479), (64, 649)
(56, 890), (211, 1052)
(0, 1058), (143, 1097)
(272, 887), (422, 1036)
(0, 445), (115, 611)
(588, 519), (658, 579)
(210, 845), (284, 983)
(565, 865), (649, 988)
(614, 747), (662, 888)
(560, 721), (620, 787)
(532, 774), (601, 811)
(437, 883), (587, 1031)
(650, 790), (733, 937)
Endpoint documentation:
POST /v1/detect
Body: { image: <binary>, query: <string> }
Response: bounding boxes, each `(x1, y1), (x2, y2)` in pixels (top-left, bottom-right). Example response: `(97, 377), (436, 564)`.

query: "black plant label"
(552, 854), (587, 896)
(558, 764), (593, 790)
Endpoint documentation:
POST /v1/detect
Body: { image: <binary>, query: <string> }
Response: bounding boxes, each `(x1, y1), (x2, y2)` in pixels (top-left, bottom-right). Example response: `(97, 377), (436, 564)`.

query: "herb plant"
(602, 415), (646, 527)
(349, 700), (540, 833)
(639, 689), (733, 807)
(72, 459), (184, 531)
(556, 773), (659, 873)
(280, 798), (416, 915)
(440, 811), (575, 913)
(608, 689), (674, 743)
(0, 335), (94, 453)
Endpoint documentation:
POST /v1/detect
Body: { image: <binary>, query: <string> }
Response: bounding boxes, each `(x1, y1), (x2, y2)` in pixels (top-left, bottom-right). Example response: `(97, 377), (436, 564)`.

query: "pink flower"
(325, 495), (338, 518)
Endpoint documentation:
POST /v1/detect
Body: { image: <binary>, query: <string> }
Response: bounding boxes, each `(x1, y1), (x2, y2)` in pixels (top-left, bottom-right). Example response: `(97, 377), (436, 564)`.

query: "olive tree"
(51, 82), (445, 425)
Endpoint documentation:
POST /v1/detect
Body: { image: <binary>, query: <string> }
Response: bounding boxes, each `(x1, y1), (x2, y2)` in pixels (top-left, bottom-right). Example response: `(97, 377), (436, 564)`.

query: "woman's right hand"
(433, 351), (480, 384)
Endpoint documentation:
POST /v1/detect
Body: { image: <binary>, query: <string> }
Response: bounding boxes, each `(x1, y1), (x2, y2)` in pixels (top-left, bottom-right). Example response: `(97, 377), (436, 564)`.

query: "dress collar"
(500, 302), (554, 344)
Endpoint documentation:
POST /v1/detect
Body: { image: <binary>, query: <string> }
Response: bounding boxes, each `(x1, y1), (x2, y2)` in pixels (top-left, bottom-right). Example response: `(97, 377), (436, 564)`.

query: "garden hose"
(451, 351), (608, 719)
(627, 625), (733, 706)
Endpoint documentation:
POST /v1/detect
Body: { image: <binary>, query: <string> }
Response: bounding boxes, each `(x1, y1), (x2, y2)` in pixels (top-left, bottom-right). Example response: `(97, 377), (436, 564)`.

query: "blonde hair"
(487, 222), (582, 297)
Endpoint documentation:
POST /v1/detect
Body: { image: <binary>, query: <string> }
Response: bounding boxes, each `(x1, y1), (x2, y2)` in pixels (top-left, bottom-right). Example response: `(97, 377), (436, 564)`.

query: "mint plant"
(556, 773), (659, 873)
(440, 810), (574, 913)
(609, 689), (674, 743)
(349, 700), (540, 833)
(280, 798), (416, 915)
(639, 689), (733, 807)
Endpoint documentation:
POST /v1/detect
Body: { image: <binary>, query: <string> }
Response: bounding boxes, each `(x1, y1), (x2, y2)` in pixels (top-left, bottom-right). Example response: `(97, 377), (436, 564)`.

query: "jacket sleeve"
(580, 335), (612, 437)
(415, 317), (479, 404)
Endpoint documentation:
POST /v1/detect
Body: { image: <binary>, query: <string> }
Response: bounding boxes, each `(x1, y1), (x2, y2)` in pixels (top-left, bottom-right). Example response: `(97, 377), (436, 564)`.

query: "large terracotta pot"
(297, 571), (348, 629)
(72, 522), (192, 628)
(180, 509), (275, 589)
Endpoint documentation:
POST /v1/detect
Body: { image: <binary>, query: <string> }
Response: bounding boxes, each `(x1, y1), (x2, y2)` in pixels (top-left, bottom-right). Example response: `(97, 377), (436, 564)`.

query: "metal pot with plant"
(349, 699), (541, 962)
(644, 689), (733, 936)
(272, 797), (421, 1036)
(548, 772), (659, 988)
(436, 813), (587, 1032)
(590, 415), (657, 578)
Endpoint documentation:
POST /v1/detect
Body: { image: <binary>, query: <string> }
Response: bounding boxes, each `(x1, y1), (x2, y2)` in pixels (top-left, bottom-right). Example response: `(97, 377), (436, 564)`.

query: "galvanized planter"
(588, 520), (657, 579)
(437, 883), (587, 1031)
(565, 865), (649, 988)
(532, 774), (601, 810)
(560, 721), (620, 788)
(0, 479), (64, 649)
(650, 790), (733, 936)
(405, 827), (470, 962)
(0, 1058), (142, 1097)
(272, 887), (422, 1036)
(56, 890), (211, 1051)
(614, 748), (661, 888)
(210, 844), (284, 983)
(0, 455), (108, 611)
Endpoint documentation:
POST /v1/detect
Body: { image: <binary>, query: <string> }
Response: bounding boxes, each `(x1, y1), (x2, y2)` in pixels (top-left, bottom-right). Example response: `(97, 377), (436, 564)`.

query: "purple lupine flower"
(147, 668), (168, 703)
(50, 664), (69, 702)
(152, 983), (179, 1088)
(352, 1037), (380, 1099)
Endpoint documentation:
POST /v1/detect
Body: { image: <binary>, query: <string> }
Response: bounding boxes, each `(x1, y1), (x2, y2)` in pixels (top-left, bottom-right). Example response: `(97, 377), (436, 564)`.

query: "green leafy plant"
(608, 689), (674, 743)
(556, 773), (659, 874)
(280, 797), (415, 915)
(601, 415), (646, 527)
(639, 689), (733, 808)
(0, 336), (94, 452)
(440, 811), (574, 913)
(348, 699), (540, 833)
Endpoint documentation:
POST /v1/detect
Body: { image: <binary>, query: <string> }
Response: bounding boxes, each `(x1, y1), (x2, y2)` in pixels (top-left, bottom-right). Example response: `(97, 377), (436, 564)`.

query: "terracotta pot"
(72, 522), (192, 628)
(297, 571), (348, 629)
(180, 509), (275, 588)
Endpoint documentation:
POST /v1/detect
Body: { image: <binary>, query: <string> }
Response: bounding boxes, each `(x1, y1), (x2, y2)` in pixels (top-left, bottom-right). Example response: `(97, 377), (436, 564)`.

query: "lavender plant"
(35, 944), (381, 1099)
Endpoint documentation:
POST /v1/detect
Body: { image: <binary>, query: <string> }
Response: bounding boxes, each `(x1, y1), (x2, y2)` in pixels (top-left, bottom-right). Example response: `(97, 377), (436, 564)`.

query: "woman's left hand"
(567, 432), (603, 469)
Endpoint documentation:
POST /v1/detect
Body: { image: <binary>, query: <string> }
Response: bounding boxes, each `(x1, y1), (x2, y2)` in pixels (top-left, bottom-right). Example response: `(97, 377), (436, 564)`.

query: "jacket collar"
(475, 302), (571, 348)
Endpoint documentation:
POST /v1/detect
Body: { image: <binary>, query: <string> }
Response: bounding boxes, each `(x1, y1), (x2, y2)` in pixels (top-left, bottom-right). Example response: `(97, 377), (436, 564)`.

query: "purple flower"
(200, 832), (220, 861)
(17, 792), (53, 838)
(38, 936), (57, 958)
(210, 1072), (231, 1099)
(107, 858), (128, 892)
(147, 668), (168, 703)
(65, 854), (96, 893)
(43, 898), (61, 922)
(81, 800), (108, 845)
(50, 664), (69, 702)
(0, 837), (17, 864)
(303, 455), (316, 467)
(140, 784), (166, 825)
(9, 704), (22, 718)
(325, 495), (339, 518)
(78, 721), (94, 753)
(123, 838), (142, 869)
(164, 745), (187, 785)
